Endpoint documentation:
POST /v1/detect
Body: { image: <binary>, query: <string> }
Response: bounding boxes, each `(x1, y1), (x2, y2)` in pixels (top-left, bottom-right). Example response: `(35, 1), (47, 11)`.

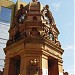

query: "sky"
(0, 0), (74, 75)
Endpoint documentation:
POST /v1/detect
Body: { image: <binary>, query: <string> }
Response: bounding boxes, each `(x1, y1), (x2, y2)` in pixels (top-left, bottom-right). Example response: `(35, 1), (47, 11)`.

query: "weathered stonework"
(3, 0), (64, 75)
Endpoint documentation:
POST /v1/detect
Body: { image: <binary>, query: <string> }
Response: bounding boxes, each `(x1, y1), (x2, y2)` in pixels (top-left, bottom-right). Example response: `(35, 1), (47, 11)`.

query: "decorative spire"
(32, 0), (38, 2)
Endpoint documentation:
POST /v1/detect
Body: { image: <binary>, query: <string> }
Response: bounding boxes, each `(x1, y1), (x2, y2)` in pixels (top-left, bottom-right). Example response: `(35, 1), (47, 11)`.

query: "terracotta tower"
(3, 0), (64, 75)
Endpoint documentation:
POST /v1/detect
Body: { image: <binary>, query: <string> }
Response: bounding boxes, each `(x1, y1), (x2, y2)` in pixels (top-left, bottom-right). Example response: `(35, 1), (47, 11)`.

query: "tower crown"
(6, 0), (61, 48)
(4, 1), (64, 75)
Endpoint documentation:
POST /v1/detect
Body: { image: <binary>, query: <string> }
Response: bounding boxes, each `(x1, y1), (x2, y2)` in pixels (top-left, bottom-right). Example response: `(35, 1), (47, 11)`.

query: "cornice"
(43, 38), (64, 54)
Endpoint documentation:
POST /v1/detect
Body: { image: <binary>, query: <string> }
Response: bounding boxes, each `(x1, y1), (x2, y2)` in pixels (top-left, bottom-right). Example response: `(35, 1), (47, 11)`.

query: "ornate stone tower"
(4, 0), (64, 75)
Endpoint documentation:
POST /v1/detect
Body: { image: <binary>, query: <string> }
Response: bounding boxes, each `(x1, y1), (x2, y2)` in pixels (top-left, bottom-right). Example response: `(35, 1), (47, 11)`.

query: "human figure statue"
(45, 5), (54, 24)
(41, 5), (55, 25)
(15, 4), (27, 24)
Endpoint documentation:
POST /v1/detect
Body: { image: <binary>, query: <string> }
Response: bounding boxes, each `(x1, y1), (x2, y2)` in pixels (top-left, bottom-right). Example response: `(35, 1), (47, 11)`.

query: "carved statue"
(15, 4), (27, 24)
(41, 5), (55, 25)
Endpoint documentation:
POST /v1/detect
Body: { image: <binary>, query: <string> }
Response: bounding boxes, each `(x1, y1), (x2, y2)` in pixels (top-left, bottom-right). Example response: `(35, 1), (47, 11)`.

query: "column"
(20, 55), (26, 75)
(58, 61), (63, 75)
(3, 58), (10, 75)
(42, 55), (48, 75)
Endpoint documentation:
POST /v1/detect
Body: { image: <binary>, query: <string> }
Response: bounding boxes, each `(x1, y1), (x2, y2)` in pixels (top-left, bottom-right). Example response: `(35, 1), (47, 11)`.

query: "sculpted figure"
(45, 5), (54, 24)
(41, 5), (55, 25)
(15, 4), (27, 24)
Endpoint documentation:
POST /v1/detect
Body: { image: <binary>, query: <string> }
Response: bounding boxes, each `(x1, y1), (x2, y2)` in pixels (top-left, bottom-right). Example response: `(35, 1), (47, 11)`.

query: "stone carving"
(42, 26), (53, 40)
(15, 4), (27, 25)
(41, 5), (55, 25)
(14, 30), (20, 41)
(55, 36), (61, 47)
(28, 59), (39, 75)
(30, 28), (40, 36)
(56, 40), (61, 47)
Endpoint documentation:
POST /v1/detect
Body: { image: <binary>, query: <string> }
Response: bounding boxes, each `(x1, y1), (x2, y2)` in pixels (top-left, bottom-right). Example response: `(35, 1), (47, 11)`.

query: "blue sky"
(0, 7), (12, 23)
(0, 0), (74, 74)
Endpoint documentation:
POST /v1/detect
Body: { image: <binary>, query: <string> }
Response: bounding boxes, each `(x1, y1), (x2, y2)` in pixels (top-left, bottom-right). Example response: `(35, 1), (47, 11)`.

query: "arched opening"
(48, 57), (59, 75)
(8, 56), (21, 75)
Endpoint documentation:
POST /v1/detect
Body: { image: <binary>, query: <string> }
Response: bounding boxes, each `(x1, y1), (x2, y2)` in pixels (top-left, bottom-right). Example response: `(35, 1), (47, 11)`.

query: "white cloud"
(0, 22), (10, 25)
(51, 2), (61, 11)
(67, 69), (74, 75)
(64, 45), (74, 50)
(63, 45), (74, 56)
(63, 62), (74, 75)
